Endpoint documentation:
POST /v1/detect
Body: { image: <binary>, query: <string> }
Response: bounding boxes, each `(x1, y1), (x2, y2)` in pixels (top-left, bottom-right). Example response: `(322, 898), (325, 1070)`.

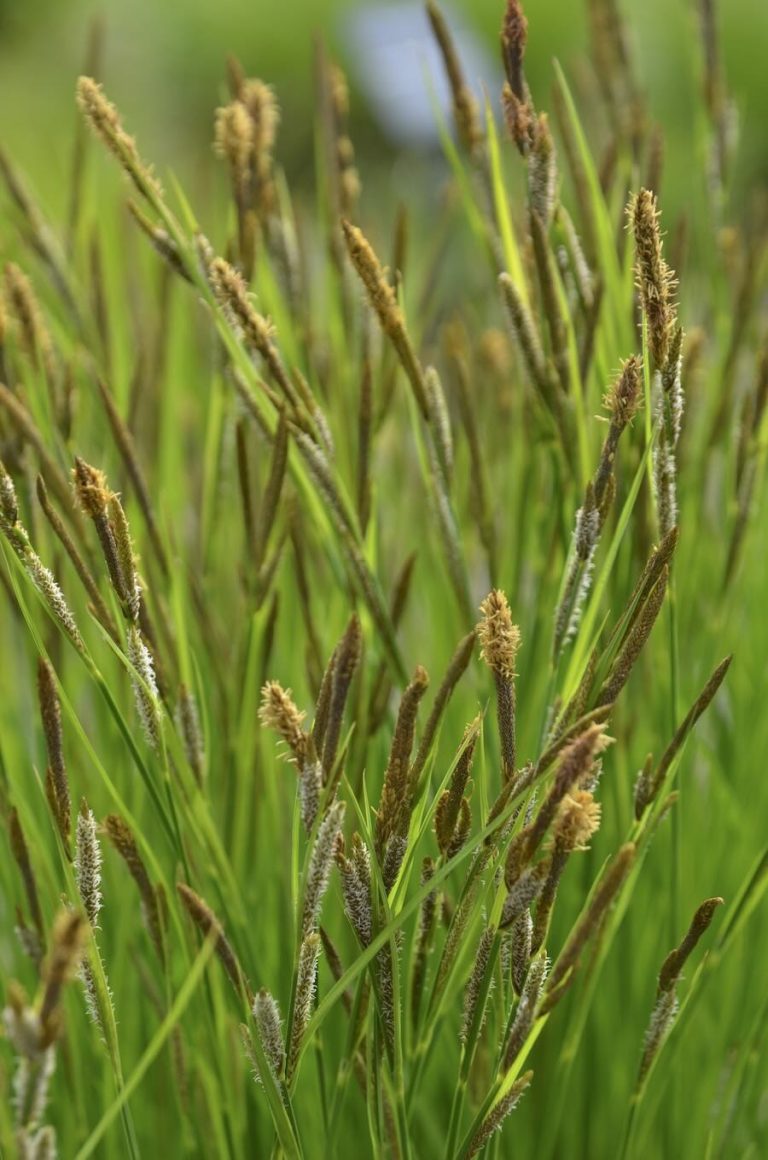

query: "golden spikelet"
(76, 76), (163, 205)
(551, 789), (601, 852)
(341, 220), (403, 341)
(214, 101), (253, 187)
(478, 589), (521, 679)
(208, 256), (274, 354)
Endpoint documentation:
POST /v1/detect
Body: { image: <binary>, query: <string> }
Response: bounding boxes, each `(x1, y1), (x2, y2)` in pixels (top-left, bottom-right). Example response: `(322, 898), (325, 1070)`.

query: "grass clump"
(0, 1), (766, 1157)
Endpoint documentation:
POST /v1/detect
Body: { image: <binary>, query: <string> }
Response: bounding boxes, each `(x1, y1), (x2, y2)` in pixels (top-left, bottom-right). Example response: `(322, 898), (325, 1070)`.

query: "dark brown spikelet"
(411, 857), (437, 1029)
(658, 896), (723, 995)
(427, 1), (483, 155)
(606, 354), (644, 430)
(72, 456), (137, 619)
(501, 0), (528, 100)
(36, 475), (120, 644)
(38, 659), (71, 853)
(636, 895), (723, 1089)
(467, 1071), (533, 1157)
(502, 82), (536, 156)
(478, 590), (521, 782)
(435, 718), (478, 857)
(376, 666), (430, 857)
(321, 613), (362, 783)
(635, 655), (732, 817)
(103, 814), (165, 963)
(624, 527), (679, 636)
(177, 883), (250, 1002)
(630, 188), (676, 369)
(596, 566), (669, 708)
(543, 843), (636, 1010)
(506, 723), (610, 883)
(593, 355), (643, 510)
(411, 629), (476, 785)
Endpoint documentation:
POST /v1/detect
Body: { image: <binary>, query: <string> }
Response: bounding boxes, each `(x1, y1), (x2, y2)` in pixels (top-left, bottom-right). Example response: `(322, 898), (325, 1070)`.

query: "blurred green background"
(1, 0), (766, 224)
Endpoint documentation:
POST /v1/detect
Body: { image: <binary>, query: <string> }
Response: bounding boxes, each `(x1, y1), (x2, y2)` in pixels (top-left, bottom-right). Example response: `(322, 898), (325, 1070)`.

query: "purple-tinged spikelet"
(301, 802), (345, 939)
(460, 925), (496, 1043)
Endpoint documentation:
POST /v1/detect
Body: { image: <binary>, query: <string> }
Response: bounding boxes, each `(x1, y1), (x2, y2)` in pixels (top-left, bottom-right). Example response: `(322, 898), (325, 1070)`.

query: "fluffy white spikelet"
(127, 624), (162, 749)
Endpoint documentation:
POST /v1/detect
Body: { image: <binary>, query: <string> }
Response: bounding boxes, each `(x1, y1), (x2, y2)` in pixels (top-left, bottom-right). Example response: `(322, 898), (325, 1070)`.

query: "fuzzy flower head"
(213, 100), (253, 168)
(604, 356), (643, 429)
(72, 457), (114, 519)
(0, 460), (18, 526)
(75, 801), (102, 928)
(251, 989), (285, 1081)
(478, 589), (521, 679)
(628, 189), (677, 369)
(240, 80), (280, 155)
(259, 681), (307, 762)
(552, 789), (602, 852)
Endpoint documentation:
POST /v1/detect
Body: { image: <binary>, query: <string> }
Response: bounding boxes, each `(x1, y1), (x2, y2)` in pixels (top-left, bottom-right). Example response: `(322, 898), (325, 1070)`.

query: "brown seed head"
(604, 355), (643, 428)
(102, 813), (164, 960)
(72, 457), (113, 519)
(502, 82), (536, 156)
(629, 189), (676, 368)
(259, 680), (307, 762)
(658, 896), (723, 995)
(501, 0), (528, 99)
(478, 589), (521, 679)
(177, 883), (248, 1000)
(376, 666), (430, 854)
